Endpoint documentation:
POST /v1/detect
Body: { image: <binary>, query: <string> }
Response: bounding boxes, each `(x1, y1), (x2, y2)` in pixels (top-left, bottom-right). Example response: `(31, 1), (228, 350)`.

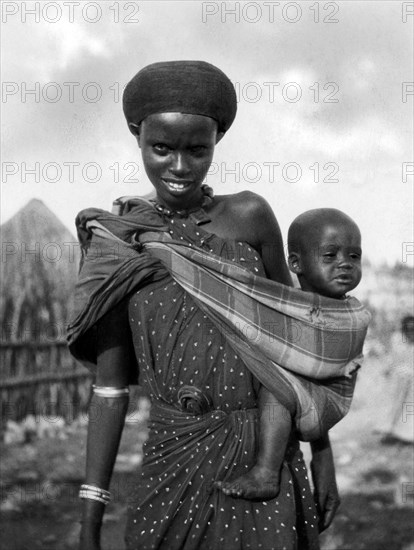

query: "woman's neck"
(153, 185), (214, 217)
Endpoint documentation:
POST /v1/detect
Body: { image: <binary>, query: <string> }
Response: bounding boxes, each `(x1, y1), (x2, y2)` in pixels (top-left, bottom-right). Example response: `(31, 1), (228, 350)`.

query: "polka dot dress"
(126, 217), (320, 550)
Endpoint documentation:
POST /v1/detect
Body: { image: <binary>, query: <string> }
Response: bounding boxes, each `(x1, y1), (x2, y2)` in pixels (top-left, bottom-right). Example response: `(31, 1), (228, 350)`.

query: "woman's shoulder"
(211, 191), (279, 253)
(214, 191), (272, 220)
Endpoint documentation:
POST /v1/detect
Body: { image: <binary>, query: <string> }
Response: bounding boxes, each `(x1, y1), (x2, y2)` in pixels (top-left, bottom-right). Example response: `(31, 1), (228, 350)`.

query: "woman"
(68, 61), (340, 550)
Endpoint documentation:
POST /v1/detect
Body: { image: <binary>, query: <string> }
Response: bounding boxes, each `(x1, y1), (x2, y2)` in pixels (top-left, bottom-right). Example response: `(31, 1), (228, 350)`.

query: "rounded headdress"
(123, 60), (237, 133)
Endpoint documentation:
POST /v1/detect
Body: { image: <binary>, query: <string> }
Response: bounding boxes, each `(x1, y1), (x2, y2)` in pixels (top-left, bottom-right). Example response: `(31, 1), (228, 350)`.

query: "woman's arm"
(80, 299), (135, 550)
(242, 193), (292, 285)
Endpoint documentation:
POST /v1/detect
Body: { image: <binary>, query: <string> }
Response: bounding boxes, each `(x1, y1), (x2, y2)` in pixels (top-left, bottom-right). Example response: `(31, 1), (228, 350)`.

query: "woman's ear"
(215, 131), (225, 144)
(128, 122), (141, 146)
(288, 252), (302, 274)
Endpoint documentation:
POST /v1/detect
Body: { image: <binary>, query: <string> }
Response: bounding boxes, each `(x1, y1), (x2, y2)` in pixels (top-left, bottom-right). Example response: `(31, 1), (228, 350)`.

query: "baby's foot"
(214, 465), (281, 501)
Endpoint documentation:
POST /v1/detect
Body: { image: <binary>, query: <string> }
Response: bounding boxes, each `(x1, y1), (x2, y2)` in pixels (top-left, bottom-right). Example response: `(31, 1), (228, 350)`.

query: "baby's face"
(298, 222), (362, 298)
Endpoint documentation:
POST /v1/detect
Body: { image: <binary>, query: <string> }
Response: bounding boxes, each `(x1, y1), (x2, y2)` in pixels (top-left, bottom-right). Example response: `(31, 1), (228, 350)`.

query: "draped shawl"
(67, 198), (371, 440)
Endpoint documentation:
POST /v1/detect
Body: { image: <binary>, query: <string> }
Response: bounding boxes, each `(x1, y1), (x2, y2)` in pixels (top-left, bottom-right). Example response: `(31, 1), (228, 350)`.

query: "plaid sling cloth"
(67, 200), (371, 440)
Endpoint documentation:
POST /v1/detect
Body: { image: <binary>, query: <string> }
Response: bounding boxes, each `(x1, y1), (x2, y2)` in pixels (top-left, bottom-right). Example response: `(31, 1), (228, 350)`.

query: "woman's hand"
(310, 434), (340, 532)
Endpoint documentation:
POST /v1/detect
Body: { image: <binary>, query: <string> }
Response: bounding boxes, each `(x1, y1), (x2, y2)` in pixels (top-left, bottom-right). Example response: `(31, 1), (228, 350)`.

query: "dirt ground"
(1, 355), (413, 550)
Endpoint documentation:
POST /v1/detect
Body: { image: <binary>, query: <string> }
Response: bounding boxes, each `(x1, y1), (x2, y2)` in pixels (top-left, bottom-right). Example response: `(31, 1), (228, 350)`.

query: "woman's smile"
(161, 178), (195, 193)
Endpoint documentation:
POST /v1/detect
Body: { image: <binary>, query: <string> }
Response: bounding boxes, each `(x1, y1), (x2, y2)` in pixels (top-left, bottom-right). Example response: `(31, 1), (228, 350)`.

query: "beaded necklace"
(150, 184), (214, 225)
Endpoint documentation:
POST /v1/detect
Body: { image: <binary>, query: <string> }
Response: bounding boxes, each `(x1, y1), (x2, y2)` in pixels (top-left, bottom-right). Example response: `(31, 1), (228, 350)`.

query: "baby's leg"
(215, 387), (291, 500)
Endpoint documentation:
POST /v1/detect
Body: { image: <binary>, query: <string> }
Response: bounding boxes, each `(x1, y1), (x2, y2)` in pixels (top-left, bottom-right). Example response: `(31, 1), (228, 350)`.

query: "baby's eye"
(322, 253), (336, 263)
(349, 253), (361, 260)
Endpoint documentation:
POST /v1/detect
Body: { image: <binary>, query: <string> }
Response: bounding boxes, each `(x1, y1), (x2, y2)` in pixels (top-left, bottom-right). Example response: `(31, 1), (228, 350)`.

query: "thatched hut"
(1, 199), (92, 423)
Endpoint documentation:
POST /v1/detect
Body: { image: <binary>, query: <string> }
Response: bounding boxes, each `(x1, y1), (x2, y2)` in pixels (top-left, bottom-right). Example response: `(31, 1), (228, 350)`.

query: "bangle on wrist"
(92, 385), (129, 398)
(79, 484), (111, 505)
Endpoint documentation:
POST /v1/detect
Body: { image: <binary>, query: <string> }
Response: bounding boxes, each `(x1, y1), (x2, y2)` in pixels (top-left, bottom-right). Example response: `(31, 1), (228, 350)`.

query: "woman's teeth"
(166, 181), (189, 190)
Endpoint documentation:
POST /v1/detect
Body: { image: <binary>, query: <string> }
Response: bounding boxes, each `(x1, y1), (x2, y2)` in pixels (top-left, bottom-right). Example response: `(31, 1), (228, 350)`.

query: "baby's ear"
(288, 252), (302, 274)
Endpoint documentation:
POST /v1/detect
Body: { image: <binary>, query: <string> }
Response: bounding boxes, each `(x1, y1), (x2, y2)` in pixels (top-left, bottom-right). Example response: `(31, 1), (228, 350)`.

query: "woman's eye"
(153, 144), (169, 153)
(190, 146), (206, 154)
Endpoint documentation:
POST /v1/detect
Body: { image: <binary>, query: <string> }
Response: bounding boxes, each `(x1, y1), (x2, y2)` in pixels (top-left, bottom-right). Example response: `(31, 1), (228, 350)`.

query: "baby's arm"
(215, 387), (291, 500)
(214, 195), (293, 499)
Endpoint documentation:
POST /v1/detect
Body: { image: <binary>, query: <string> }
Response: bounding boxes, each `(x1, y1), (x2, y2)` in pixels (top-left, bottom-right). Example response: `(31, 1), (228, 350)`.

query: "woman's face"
(135, 112), (221, 210)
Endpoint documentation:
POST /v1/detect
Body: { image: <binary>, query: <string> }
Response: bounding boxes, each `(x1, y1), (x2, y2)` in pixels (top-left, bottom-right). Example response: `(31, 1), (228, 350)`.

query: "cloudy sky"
(1, 0), (413, 265)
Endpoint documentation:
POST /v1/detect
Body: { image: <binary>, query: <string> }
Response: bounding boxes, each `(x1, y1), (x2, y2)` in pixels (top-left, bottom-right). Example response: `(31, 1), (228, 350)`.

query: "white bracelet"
(79, 490), (110, 505)
(80, 484), (111, 497)
(79, 484), (111, 505)
(92, 385), (129, 398)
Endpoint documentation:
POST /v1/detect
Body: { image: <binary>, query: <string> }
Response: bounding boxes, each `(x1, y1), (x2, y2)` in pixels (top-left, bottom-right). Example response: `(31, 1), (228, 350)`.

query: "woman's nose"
(169, 153), (190, 175)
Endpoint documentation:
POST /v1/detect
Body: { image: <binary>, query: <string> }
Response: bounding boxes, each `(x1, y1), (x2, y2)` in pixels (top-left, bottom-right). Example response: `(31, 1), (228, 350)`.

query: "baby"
(215, 208), (363, 500)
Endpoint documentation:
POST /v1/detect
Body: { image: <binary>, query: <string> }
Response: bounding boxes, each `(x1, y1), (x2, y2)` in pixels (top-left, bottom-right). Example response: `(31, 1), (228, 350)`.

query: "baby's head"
(288, 208), (362, 299)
